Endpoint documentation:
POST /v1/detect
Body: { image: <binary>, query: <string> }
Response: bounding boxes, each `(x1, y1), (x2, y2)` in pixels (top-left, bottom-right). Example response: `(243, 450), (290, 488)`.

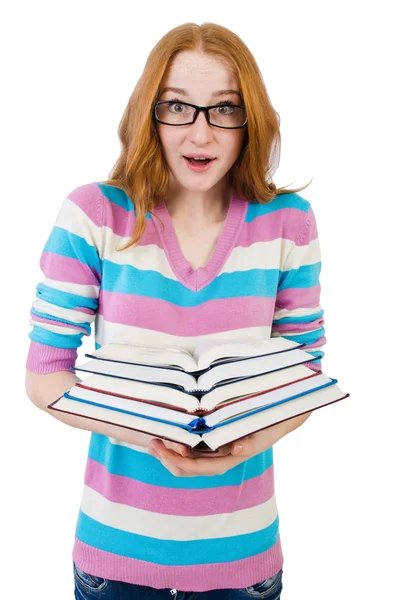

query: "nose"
(187, 110), (214, 145)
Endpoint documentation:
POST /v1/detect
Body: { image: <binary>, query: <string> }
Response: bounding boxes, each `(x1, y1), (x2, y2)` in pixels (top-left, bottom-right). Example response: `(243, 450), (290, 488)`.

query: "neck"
(164, 179), (232, 225)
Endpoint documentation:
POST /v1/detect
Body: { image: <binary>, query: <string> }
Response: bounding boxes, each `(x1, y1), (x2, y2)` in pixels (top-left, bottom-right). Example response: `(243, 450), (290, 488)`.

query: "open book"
(73, 337), (313, 393)
(49, 337), (349, 451)
(50, 383), (348, 451)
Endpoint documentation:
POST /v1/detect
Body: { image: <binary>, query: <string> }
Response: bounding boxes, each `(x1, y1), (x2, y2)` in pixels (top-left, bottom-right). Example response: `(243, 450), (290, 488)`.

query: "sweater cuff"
(26, 341), (77, 374)
(306, 360), (322, 372)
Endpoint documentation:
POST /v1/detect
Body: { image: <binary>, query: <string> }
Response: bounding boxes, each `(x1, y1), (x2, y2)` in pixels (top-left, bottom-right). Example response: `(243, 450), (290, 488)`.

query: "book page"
(193, 337), (301, 371)
(88, 343), (198, 372)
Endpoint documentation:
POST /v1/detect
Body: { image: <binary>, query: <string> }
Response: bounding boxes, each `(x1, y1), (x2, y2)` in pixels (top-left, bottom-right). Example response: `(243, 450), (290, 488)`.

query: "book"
(72, 337), (313, 393)
(49, 338), (349, 451)
(68, 362), (323, 413)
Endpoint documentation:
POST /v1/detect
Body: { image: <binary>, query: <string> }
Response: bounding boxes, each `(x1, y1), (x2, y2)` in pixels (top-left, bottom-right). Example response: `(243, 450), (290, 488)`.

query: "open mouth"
(184, 157), (214, 165)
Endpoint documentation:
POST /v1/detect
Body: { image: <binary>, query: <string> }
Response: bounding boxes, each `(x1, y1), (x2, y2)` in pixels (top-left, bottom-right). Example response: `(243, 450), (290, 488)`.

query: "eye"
(167, 102), (187, 113)
(214, 104), (236, 115)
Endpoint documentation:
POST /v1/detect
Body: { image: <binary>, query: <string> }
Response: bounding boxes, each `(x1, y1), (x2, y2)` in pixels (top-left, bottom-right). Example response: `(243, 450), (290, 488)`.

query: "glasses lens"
(155, 102), (195, 125)
(208, 105), (247, 128)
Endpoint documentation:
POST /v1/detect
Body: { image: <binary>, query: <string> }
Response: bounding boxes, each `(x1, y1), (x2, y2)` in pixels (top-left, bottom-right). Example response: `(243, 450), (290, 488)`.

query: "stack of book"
(49, 337), (349, 451)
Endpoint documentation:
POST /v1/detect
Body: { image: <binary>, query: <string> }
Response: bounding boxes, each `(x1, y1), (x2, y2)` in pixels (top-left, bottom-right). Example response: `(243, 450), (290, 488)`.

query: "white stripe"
(101, 236), (178, 281)
(32, 299), (96, 324)
(282, 238), (320, 271)
(29, 318), (84, 336)
(107, 436), (150, 454)
(57, 199), (178, 279)
(220, 238), (320, 274)
(42, 277), (99, 298)
(94, 315), (272, 353)
(57, 201), (319, 276)
(80, 485), (278, 541)
(273, 305), (322, 321)
(55, 198), (103, 251)
(272, 325), (324, 338)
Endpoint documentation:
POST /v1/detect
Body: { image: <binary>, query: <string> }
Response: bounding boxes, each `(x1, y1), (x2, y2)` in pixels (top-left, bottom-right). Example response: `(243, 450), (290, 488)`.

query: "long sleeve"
(271, 204), (326, 371)
(26, 184), (104, 374)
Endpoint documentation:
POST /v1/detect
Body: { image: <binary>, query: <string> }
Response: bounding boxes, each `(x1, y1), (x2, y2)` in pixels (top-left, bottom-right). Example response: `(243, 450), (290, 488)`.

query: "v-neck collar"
(152, 194), (247, 292)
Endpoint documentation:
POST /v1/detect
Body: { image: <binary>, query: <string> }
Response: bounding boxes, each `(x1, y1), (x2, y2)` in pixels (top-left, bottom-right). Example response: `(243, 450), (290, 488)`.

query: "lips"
(183, 155), (215, 165)
(183, 156), (216, 172)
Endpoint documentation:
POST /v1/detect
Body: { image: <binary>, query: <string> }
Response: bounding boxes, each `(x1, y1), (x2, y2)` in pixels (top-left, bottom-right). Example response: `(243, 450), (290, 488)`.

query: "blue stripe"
(95, 182), (135, 212)
(30, 307), (92, 335)
(245, 193), (310, 222)
(272, 309), (324, 324)
(278, 263), (321, 290)
(28, 327), (83, 348)
(102, 261), (280, 304)
(76, 511), (279, 565)
(44, 227), (101, 274)
(95, 182), (153, 219)
(307, 350), (325, 360)
(88, 433), (273, 489)
(36, 283), (98, 311)
(281, 328), (325, 346)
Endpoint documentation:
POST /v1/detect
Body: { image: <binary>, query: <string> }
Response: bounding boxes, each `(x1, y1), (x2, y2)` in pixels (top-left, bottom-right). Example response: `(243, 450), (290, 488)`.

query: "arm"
(25, 184), (183, 450)
(25, 369), (160, 447)
(271, 204), (326, 370)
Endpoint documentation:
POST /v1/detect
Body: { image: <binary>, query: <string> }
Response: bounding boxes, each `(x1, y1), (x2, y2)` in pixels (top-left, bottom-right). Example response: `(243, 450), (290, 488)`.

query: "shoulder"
(93, 182), (135, 213)
(244, 192), (316, 244)
(245, 192), (311, 221)
(65, 182), (138, 227)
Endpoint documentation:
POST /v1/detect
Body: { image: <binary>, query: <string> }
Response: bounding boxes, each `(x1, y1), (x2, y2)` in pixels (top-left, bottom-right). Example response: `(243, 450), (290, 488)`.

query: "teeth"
(192, 157), (208, 161)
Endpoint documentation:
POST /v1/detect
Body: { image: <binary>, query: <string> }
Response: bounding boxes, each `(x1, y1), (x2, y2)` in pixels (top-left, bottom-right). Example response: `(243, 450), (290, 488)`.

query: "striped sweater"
(26, 182), (326, 591)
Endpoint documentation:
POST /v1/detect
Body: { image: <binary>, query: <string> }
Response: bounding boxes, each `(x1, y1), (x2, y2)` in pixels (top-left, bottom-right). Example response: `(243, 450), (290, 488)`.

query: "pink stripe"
(275, 285), (320, 311)
(69, 184), (104, 227)
(239, 208), (308, 246)
(85, 458), (274, 516)
(98, 292), (275, 335)
(306, 361), (321, 372)
(102, 197), (166, 246)
(92, 197), (315, 249)
(297, 207), (318, 246)
(30, 312), (88, 334)
(305, 335), (327, 350)
(73, 537), (283, 591)
(40, 252), (101, 287)
(25, 340), (77, 373)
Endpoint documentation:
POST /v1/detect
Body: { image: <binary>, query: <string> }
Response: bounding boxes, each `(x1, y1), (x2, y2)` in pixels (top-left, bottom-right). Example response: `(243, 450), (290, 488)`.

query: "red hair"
(102, 22), (310, 249)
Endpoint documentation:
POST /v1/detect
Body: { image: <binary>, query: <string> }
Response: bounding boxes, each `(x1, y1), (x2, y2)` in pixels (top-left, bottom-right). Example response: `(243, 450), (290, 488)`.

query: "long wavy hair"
(102, 22), (311, 250)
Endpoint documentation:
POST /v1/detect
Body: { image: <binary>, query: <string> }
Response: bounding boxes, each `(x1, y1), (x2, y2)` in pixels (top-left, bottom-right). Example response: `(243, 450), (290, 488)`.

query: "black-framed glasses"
(154, 101), (247, 129)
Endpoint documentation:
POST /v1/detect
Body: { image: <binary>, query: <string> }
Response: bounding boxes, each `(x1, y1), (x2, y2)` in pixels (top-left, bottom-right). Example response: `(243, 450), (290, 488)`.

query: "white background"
(1, 1), (396, 598)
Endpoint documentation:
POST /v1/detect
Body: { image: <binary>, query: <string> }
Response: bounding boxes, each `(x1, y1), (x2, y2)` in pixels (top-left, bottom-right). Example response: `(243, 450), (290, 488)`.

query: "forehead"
(162, 50), (239, 93)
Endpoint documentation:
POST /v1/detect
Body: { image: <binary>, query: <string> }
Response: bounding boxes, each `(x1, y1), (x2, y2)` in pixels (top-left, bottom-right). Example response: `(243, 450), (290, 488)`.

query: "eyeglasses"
(154, 101), (247, 129)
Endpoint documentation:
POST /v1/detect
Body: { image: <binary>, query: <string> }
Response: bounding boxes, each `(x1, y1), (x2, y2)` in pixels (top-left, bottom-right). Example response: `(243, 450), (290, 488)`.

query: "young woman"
(25, 22), (325, 599)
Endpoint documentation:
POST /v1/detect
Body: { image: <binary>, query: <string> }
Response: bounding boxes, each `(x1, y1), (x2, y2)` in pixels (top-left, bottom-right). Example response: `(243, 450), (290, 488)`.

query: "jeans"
(73, 563), (283, 600)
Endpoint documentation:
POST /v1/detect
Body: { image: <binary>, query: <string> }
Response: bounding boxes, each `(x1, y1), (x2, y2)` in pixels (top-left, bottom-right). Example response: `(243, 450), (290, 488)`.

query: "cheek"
(158, 127), (181, 159)
(224, 132), (245, 162)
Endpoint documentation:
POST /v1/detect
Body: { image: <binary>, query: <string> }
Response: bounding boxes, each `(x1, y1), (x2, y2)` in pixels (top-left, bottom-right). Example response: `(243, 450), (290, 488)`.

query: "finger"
(149, 439), (190, 458)
(155, 444), (246, 476)
(231, 434), (260, 457)
(162, 440), (192, 457)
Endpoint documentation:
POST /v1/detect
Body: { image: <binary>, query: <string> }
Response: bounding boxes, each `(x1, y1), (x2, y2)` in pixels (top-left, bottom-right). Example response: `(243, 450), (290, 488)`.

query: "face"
(156, 50), (246, 195)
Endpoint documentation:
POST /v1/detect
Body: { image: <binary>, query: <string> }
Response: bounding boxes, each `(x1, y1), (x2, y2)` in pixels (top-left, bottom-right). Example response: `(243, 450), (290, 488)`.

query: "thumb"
(231, 435), (255, 457)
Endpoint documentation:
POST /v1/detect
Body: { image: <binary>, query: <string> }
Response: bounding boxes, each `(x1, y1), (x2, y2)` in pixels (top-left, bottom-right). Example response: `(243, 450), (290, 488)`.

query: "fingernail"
(233, 445), (243, 455)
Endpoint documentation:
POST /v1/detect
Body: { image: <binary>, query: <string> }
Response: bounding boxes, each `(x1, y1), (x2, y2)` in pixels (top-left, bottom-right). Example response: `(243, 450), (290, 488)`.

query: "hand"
(149, 439), (232, 460)
(147, 413), (312, 477)
(148, 438), (246, 476)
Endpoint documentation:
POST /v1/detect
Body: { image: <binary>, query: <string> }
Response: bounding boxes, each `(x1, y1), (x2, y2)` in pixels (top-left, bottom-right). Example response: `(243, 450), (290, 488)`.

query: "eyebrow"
(161, 86), (242, 99)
